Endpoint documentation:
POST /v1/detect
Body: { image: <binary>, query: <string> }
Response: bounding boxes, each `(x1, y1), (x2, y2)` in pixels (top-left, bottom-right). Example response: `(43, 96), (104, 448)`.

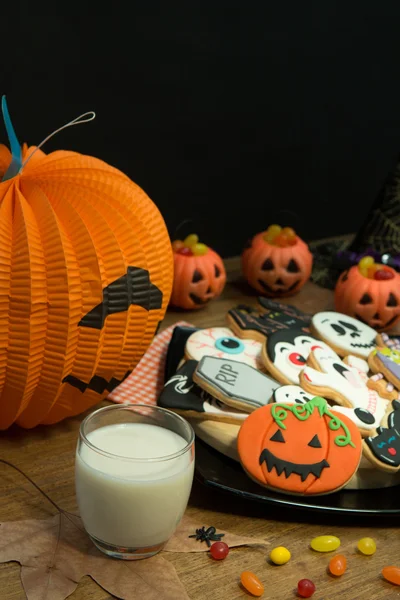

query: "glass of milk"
(75, 404), (195, 560)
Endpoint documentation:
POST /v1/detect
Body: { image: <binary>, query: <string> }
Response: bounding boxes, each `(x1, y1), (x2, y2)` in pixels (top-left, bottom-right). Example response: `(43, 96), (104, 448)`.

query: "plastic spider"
(188, 526), (225, 547)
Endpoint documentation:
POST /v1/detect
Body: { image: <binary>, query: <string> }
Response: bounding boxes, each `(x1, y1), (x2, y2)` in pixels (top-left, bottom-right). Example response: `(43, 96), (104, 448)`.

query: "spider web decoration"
(350, 154), (400, 254)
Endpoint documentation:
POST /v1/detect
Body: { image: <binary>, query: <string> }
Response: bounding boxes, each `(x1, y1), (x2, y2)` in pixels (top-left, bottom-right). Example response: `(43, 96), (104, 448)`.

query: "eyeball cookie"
(185, 327), (263, 370)
(311, 311), (377, 358)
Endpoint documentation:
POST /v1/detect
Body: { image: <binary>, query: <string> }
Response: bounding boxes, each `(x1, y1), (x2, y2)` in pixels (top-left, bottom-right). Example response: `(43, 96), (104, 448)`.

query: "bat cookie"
(299, 347), (392, 436)
(193, 356), (279, 412)
(237, 395), (362, 496)
(311, 311), (377, 358)
(158, 360), (247, 424)
(185, 326), (264, 370)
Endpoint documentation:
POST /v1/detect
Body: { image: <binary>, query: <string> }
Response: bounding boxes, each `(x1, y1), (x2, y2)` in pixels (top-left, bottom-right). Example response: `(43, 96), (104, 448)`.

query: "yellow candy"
(357, 537), (376, 556)
(269, 546), (291, 565)
(183, 233), (199, 247)
(358, 256), (375, 271)
(192, 243), (208, 256)
(310, 535), (341, 552)
(263, 224), (282, 242)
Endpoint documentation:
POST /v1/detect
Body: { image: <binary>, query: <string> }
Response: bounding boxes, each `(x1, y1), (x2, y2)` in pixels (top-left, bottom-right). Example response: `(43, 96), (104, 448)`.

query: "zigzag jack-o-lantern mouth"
(258, 279), (300, 295)
(259, 448), (330, 482)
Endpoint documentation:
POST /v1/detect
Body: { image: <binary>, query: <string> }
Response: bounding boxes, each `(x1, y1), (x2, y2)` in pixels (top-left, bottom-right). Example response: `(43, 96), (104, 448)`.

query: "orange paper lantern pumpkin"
(241, 227), (313, 297)
(335, 259), (400, 332)
(0, 101), (173, 429)
(170, 234), (226, 309)
(238, 396), (362, 495)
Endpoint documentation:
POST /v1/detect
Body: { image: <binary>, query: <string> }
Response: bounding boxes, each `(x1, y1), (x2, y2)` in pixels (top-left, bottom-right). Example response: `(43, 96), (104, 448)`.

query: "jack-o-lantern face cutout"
(335, 263), (400, 332)
(241, 232), (313, 297)
(238, 396), (362, 495)
(170, 237), (226, 310)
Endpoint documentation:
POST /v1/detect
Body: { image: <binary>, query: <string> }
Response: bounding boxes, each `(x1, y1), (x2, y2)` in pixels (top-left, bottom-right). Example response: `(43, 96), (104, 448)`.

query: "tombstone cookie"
(193, 356), (279, 412)
(158, 360), (247, 424)
(185, 326), (263, 370)
(368, 347), (400, 391)
(237, 396), (362, 495)
(311, 311), (377, 359)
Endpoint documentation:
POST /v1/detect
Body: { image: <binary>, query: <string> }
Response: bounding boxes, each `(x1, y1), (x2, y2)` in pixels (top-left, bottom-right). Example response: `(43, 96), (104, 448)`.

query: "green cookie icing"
(271, 396), (355, 448)
(377, 347), (400, 364)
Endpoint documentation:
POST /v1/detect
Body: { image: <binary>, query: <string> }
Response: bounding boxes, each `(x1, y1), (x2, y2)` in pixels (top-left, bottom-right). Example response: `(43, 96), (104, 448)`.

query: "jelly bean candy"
(329, 554), (347, 576)
(172, 240), (185, 252)
(274, 232), (290, 247)
(240, 571), (264, 597)
(183, 233), (199, 247)
(209, 541), (229, 560)
(297, 578), (316, 597)
(310, 535), (340, 552)
(374, 268), (394, 280)
(359, 256), (375, 270)
(281, 226), (296, 242)
(263, 224), (282, 243)
(382, 566), (400, 585)
(269, 545), (291, 565)
(357, 537), (376, 555)
(367, 264), (379, 279)
(192, 242), (208, 256)
(177, 247), (193, 256)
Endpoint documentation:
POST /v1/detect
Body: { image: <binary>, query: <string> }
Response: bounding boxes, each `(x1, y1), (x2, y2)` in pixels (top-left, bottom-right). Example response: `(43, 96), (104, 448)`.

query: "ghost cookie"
(237, 396), (362, 496)
(311, 311), (377, 358)
(364, 400), (400, 473)
(185, 327), (263, 370)
(368, 347), (400, 391)
(261, 328), (333, 385)
(299, 347), (392, 436)
(158, 360), (247, 424)
(193, 356), (279, 412)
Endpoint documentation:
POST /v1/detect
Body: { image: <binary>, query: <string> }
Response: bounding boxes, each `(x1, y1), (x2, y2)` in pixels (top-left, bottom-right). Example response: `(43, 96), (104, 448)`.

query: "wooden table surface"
(1, 257), (399, 600)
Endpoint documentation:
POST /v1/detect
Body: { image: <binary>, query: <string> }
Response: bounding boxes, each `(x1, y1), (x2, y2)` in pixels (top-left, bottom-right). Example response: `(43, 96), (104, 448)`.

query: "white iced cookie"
(185, 327), (263, 370)
(311, 311), (377, 358)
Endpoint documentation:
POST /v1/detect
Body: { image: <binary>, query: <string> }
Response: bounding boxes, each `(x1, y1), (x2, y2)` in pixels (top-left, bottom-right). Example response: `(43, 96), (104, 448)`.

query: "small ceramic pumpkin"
(242, 225), (313, 297)
(170, 234), (226, 309)
(335, 256), (400, 332)
(237, 396), (362, 495)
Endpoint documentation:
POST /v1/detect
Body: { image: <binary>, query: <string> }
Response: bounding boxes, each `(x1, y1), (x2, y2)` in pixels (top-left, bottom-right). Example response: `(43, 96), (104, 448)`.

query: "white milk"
(75, 423), (194, 548)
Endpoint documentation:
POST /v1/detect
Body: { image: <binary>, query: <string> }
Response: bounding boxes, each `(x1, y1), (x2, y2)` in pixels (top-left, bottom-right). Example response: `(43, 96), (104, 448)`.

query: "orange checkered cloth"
(108, 321), (193, 406)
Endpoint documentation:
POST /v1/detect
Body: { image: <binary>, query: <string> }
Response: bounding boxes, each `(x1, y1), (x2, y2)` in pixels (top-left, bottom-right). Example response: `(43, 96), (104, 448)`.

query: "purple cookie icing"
(377, 351), (400, 380)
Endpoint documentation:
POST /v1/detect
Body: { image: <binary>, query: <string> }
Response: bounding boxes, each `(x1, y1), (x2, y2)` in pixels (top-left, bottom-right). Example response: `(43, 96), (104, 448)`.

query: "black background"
(3, 2), (400, 257)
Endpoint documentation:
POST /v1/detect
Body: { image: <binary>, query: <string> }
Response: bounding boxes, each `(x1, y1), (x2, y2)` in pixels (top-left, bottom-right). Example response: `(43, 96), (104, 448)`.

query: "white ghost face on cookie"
(300, 348), (389, 432)
(185, 327), (262, 369)
(312, 312), (376, 358)
(265, 328), (333, 383)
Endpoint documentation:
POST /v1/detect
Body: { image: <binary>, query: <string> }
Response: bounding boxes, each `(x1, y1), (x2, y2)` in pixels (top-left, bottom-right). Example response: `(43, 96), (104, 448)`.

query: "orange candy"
(329, 554), (347, 576)
(240, 571), (264, 596)
(172, 240), (185, 252)
(382, 566), (400, 585)
(264, 225), (297, 247)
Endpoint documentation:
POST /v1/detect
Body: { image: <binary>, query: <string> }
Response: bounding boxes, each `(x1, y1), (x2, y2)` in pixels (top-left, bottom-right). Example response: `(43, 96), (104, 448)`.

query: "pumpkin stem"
(1, 95), (23, 182)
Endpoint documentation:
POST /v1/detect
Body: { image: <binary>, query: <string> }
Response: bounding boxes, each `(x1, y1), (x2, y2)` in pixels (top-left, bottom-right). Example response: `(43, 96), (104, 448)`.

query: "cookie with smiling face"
(261, 328), (333, 385)
(311, 311), (377, 359)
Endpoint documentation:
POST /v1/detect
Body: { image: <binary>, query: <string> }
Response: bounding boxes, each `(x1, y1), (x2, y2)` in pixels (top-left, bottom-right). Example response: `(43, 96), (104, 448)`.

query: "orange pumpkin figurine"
(237, 396), (362, 495)
(241, 225), (313, 297)
(0, 97), (173, 429)
(170, 234), (226, 309)
(335, 256), (400, 332)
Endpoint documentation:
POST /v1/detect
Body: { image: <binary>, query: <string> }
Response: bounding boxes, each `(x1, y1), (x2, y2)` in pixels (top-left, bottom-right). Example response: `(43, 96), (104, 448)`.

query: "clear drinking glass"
(75, 404), (195, 560)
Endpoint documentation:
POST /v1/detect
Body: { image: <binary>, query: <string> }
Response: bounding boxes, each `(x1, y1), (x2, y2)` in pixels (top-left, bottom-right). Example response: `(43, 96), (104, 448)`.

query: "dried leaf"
(0, 513), (189, 600)
(164, 513), (268, 553)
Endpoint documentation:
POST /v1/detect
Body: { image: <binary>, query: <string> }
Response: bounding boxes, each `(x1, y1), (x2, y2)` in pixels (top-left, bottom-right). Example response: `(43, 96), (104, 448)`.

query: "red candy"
(297, 579), (316, 597)
(329, 554), (347, 576)
(209, 541), (229, 560)
(177, 247), (193, 256)
(374, 269), (394, 280)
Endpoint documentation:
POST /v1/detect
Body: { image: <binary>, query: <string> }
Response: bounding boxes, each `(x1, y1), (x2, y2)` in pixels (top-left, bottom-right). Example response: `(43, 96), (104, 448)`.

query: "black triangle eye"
(214, 264), (221, 277)
(270, 429), (285, 443)
(287, 259), (300, 273)
(192, 269), (203, 283)
(308, 434), (322, 448)
(387, 293), (398, 307)
(360, 293), (373, 305)
(262, 258), (274, 271)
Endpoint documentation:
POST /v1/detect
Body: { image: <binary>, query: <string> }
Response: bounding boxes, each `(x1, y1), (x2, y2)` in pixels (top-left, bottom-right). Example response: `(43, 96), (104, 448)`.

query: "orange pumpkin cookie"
(237, 396), (362, 495)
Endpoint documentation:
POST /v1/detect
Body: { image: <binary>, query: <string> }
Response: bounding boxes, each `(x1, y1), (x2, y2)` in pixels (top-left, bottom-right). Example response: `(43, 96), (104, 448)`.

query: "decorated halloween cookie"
(185, 327), (263, 369)
(368, 347), (400, 391)
(257, 296), (312, 324)
(261, 328), (333, 385)
(193, 356), (279, 412)
(311, 311), (377, 359)
(164, 325), (199, 381)
(299, 347), (392, 436)
(158, 360), (247, 424)
(237, 396), (362, 495)
(227, 303), (310, 343)
(364, 400), (400, 473)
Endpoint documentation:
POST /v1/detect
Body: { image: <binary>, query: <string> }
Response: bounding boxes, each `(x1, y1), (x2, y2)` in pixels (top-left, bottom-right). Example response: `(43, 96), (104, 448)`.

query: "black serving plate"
(194, 438), (400, 516)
